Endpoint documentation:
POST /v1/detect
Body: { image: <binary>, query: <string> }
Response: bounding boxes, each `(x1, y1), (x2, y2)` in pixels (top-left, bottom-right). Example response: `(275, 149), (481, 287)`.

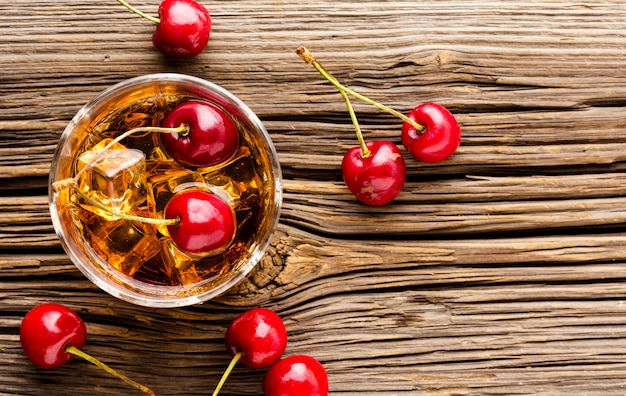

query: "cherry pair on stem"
(53, 100), (239, 256)
(212, 307), (329, 396)
(116, 0), (211, 58)
(296, 46), (461, 206)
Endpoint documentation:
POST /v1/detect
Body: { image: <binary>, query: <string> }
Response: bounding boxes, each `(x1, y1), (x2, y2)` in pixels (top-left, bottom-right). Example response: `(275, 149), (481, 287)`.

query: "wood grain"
(2, 1), (626, 395)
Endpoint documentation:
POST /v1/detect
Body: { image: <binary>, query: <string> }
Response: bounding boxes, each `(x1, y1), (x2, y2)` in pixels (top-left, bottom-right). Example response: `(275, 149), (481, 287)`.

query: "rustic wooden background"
(2, 1), (626, 395)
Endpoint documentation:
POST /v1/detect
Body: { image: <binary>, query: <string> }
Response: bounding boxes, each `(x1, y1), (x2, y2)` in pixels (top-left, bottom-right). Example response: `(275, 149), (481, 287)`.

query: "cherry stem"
(116, 0), (161, 24)
(66, 345), (156, 396)
(52, 124), (188, 193)
(211, 351), (242, 396)
(51, 124), (188, 227)
(74, 188), (179, 226)
(71, 124), (189, 185)
(295, 46), (425, 133)
(339, 89), (370, 158)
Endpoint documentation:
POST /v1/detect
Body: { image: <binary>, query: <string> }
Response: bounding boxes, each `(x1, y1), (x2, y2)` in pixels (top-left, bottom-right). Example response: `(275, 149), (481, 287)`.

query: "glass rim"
(49, 73), (282, 308)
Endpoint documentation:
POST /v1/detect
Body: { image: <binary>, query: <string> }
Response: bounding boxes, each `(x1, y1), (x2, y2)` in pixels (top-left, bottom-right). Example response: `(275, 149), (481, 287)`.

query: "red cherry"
(152, 0), (211, 58)
(20, 303), (86, 369)
(160, 100), (240, 168)
(342, 140), (406, 206)
(401, 102), (461, 163)
(20, 303), (155, 394)
(165, 189), (236, 254)
(212, 308), (287, 396)
(225, 307), (287, 369)
(263, 355), (329, 396)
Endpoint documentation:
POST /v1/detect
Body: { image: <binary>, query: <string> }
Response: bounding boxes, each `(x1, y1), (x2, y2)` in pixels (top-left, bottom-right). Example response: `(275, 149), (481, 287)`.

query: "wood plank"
(2, 1), (626, 395)
(3, 226), (626, 395)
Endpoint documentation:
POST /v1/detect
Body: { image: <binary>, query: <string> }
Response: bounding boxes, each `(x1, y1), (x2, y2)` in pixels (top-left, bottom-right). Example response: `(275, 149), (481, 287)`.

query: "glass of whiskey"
(49, 74), (282, 307)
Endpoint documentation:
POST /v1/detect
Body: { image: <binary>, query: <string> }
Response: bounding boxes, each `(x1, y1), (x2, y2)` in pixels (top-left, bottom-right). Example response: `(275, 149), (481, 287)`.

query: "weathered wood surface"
(2, 1), (626, 395)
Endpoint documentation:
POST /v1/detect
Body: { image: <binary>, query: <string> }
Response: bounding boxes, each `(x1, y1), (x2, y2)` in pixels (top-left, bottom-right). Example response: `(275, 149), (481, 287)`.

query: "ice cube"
(159, 237), (232, 286)
(77, 139), (147, 219)
(82, 208), (160, 277)
(199, 146), (263, 243)
(198, 146), (263, 208)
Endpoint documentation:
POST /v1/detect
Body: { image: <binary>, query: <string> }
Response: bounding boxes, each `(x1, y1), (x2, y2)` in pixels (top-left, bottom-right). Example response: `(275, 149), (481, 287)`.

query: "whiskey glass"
(49, 73), (282, 308)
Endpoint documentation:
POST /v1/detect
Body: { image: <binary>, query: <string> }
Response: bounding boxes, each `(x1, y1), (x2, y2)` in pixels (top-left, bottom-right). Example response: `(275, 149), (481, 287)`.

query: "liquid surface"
(66, 92), (272, 287)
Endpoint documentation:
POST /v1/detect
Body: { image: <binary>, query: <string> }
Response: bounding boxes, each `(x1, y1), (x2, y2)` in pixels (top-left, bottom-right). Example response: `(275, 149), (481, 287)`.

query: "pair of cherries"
(160, 100), (240, 255)
(116, 0), (211, 58)
(215, 307), (328, 396)
(297, 47), (462, 206)
(65, 98), (241, 257)
(20, 304), (328, 396)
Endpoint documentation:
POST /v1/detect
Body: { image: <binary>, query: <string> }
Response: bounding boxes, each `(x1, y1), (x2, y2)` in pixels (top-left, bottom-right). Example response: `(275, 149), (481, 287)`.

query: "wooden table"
(2, 1), (626, 395)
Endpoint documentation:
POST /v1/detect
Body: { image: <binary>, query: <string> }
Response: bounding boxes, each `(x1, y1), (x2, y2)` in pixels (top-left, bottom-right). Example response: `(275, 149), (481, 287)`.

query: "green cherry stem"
(116, 0), (161, 24)
(52, 124), (189, 193)
(51, 124), (188, 227)
(211, 351), (242, 396)
(296, 46), (425, 133)
(74, 188), (178, 226)
(66, 345), (156, 396)
(339, 89), (370, 158)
